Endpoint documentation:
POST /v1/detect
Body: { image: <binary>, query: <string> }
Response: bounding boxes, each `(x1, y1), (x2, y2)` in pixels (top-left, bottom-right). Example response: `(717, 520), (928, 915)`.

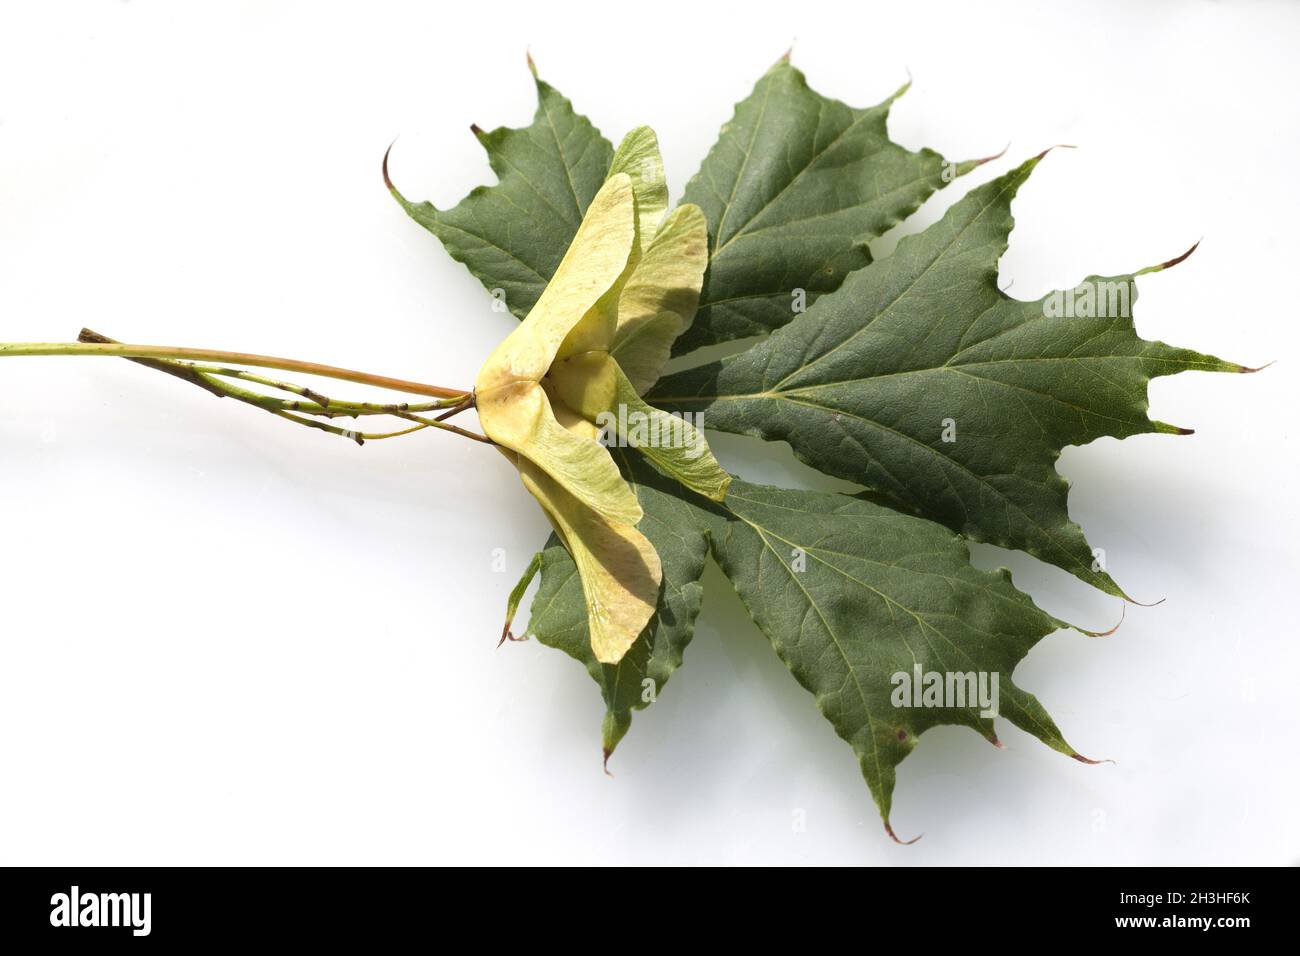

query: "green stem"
(65, 328), (491, 446)
(0, 338), (469, 399)
(271, 410), (432, 445)
(194, 366), (463, 416)
(392, 409), (493, 444)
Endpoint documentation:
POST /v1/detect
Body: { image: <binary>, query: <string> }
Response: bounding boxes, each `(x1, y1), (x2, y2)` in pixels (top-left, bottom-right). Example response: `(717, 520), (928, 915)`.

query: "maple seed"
(458, 125), (726, 666)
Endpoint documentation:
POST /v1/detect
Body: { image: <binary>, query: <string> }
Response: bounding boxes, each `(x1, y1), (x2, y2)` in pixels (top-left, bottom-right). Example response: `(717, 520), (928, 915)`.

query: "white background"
(0, 0), (1295, 865)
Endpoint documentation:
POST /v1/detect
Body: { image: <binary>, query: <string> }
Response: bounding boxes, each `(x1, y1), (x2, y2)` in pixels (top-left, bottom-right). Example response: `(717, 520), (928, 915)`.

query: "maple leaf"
(653, 151), (1246, 597)
(673, 56), (988, 353)
(393, 56), (972, 756)
(391, 57), (1249, 837)
(387, 59), (613, 321)
(2, 49), (1251, 843)
(527, 450), (1121, 835)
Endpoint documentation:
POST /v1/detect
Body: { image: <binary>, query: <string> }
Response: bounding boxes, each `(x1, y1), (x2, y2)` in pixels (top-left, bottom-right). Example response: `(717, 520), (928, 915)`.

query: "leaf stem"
(60, 328), (492, 446)
(194, 366), (463, 415)
(0, 337), (470, 399)
(391, 409), (493, 443)
(270, 410), (431, 445)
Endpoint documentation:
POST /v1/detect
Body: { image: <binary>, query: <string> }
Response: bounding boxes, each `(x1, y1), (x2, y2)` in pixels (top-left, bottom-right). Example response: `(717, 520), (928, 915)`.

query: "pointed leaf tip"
(886, 68), (913, 105)
(1078, 602), (1125, 638)
(1162, 238), (1201, 270)
(1031, 143), (1077, 164)
(526, 48), (538, 78)
(401, 63), (614, 323)
(498, 551), (540, 647)
(963, 142), (1010, 171)
(1236, 360), (1275, 373)
(954, 142), (1010, 179)
(1137, 239), (1200, 275)
(885, 821), (922, 845)
(1072, 752), (1115, 765)
(381, 139), (399, 195)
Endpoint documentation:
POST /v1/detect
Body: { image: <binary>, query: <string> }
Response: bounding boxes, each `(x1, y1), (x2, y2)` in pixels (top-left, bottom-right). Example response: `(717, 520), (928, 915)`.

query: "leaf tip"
(1031, 143), (1077, 164)
(497, 612), (530, 648)
(884, 821), (922, 845)
(1234, 360), (1275, 374)
(1153, 420), (1196, 436)
(526, 48), (538, 79)
(1136, 238), (1201, 275)
(602, 710), (631, 763)
(381, 139), (398, 193)
(381, 138), (413, 208)
(956, 142), (1010, 177)
(1071, 752), (1115, 766)
(886, 68), (913, 105)
(1078, 602), (1125, 638)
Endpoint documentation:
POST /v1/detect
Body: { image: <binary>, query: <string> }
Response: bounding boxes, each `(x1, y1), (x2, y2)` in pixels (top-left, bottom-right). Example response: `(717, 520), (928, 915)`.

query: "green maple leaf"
(673, 56), (985, 354)
(708, 479), (1106, 840)
(386, 57), (614, 320)
(522, 450), (712, 760)
(388, 55), (974, 343)
(654, 151), (1248, 597)
(392, 57), (969, 762)
(525, 450), (1109, 837)
(391, 59), (1248, 836)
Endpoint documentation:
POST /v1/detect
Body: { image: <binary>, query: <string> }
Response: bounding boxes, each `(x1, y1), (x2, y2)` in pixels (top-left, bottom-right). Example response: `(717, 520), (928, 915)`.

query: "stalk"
(0, 340), (469, 399)
(0, 330), (491, 446)
(195, 366), (459, 415)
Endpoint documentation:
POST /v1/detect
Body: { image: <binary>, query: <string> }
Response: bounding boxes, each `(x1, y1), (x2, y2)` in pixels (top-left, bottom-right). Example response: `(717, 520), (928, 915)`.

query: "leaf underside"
(532, 453), (1096, 830)
(391, 75), (613, 321)
(527, 449), (712, 757)
(654, 153), (1242, 597)
(674, 59), (963, 354)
